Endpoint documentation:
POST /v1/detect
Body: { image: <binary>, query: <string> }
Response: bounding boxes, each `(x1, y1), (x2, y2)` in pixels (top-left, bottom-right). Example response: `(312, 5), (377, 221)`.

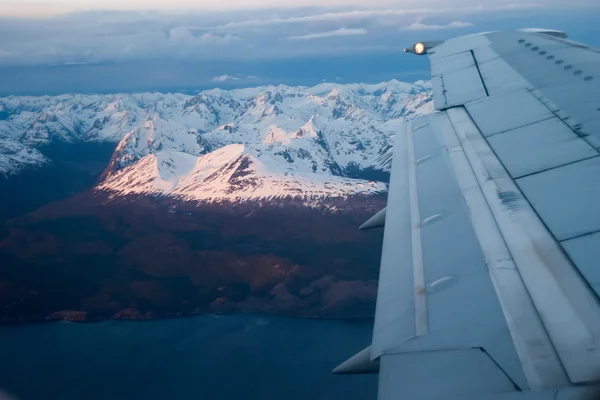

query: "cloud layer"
(289, 28), (368, 40)
(1, 0), (589, 17)
(0, 2), (559, 67)
(0, 0), (598, 96)
(0, 1), (598, 95)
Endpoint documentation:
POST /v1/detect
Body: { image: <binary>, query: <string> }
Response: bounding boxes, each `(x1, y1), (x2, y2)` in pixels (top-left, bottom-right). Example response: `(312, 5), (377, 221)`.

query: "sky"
(0, 0), (599, 95)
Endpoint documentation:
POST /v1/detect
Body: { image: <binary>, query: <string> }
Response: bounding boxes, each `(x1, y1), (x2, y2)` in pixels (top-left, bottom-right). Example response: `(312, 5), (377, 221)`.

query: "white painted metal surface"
(562, 232), (600, 296)
(447, 107), (600, 383)
(440, 110), (568, 389)
(440, 65), (488, 107)
(486, 117), (598, 178)
(359, 207), (387, 230)
(378, 349), (518, 400)
(358, 28), (600, 400)
(466, 90), (554, 136)
(431, 75), (447, 110)
(407, 121), (429, 337)
(430, 51), (475, 77)
(471, 45), (500, 64)
(483, 31), (600, 149)
(428, 33), (492, 59)
(518, 28), (567, 38)
(370, 122), (416, 359)
(379, 113), (530, 389)
(516, 156), (600, 241)
(477, 57), (530, 96)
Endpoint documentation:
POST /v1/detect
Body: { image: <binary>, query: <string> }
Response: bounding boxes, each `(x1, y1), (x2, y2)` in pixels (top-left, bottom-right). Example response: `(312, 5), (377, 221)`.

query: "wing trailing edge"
(332, 345), (379, 374)
(359, 207), (387, 230)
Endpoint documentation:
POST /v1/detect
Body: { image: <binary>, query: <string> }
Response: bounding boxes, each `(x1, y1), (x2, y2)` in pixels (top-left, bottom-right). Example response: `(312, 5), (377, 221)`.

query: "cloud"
(0, 0), (401, 17)
(289, 28), (368, 40)
(208, 3), (546, 31)
(212, 74), (240, 82)
(0, 16), (243, 66)
(0, 2), (587, 67)
(170, 28), (239, 45)
(403, 20), (474, 30)
(212, 9), (435, 30)
(0, 0), (589, 18)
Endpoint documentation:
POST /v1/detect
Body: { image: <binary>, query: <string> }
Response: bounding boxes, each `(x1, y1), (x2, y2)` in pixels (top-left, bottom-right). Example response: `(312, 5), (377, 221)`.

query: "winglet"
(359, 207), (386, 230)
(333, 345), (380, 374)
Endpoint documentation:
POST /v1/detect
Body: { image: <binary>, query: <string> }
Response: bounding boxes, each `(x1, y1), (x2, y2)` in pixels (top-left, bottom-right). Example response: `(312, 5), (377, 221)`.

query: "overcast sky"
(0, 0), (599, 95)
(3, 0), (586, 17)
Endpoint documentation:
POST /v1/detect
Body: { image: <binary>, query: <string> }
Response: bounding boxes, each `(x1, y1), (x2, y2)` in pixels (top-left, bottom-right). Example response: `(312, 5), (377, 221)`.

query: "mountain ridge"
(0, 80), (433, 205)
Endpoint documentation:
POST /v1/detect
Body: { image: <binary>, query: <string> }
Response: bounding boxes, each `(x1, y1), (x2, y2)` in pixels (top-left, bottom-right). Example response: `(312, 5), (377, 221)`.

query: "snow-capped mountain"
(0, 81), (433, 204)
(98, 144), (385, 206)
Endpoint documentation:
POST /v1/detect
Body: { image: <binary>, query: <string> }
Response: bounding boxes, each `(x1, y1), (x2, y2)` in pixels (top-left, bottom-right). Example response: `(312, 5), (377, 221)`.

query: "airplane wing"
(335, 29), (600, 399)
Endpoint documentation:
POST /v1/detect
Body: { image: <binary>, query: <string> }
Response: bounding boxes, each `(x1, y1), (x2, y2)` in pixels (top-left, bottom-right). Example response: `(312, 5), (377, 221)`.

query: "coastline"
(0, 310), (375, 326)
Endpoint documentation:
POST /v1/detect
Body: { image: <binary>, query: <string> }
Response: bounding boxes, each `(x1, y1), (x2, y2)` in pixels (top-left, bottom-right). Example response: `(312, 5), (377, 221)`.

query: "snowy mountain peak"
(299, 116), (319, 139)
(326, 89), (341, 100)
(98, 143), (387, 207)
(104, 96), (126, 112)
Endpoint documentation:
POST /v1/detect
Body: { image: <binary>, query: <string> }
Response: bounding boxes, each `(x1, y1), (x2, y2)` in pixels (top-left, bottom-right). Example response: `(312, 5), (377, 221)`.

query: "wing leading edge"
(336, 29), (600, 399)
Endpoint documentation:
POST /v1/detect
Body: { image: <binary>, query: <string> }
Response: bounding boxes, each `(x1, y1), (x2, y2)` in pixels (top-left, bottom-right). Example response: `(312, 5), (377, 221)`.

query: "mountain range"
(1, 80), (432, 202)
(0, 80), (433, 321)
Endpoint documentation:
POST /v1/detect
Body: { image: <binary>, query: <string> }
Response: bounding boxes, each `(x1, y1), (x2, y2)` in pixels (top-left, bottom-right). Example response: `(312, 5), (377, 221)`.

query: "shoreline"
(0, 310), (375, 327)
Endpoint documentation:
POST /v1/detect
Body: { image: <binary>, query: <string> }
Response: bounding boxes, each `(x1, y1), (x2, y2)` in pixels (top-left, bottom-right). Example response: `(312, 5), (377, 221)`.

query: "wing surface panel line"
(470, 49), (490, 96)
(525, 88), (600, 151)
(446, 106), (600, 384)
(438, 110), (568, 390)
(407, 120), (429, 336)
(440, 75), (448, 106)
(514, 154), (600, 180)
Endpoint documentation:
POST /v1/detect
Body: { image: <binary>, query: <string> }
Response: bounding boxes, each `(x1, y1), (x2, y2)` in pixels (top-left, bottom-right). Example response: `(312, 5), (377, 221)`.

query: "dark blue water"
(0, 141), (117, 223)
(0, 315), (377, 400)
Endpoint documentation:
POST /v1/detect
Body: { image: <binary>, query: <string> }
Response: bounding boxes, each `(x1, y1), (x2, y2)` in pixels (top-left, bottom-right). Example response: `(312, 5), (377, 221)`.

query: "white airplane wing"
(335, 29), (600, 399)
